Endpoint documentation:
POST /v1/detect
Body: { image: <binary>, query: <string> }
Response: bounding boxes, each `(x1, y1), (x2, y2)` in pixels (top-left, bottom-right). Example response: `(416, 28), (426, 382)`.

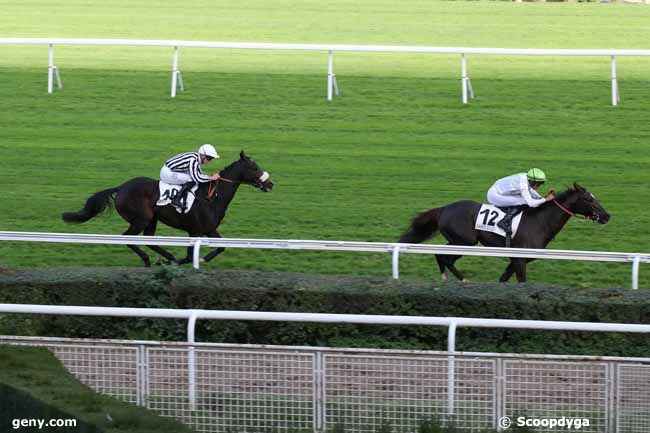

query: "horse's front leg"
(203, 230), (226, 262)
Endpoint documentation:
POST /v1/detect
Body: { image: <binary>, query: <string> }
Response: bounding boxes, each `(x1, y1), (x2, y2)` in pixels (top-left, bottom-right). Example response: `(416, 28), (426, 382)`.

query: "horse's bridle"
(553, 199), (594, 221)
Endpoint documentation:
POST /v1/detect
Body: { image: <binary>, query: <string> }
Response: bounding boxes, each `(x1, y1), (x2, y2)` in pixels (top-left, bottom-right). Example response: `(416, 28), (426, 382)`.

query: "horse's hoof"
(461, 278), (470, 283)
(441, 273), (448, 281)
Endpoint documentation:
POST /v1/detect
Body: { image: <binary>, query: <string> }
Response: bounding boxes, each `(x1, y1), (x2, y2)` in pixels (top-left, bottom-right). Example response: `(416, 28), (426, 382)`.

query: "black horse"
(62, 151), (273, 266)
(398, 183), (610, 283)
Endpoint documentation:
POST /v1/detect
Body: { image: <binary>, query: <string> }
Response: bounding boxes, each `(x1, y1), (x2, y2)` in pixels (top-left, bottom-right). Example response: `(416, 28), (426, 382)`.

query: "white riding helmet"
(198, 143), (219, 159)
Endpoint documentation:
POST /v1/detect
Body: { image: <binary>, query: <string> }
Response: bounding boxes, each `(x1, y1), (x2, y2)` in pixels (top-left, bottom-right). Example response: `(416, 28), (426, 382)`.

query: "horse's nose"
(599, 213), (610, 224)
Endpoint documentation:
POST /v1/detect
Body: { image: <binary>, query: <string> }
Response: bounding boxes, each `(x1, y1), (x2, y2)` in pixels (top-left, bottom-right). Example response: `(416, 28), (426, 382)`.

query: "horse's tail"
(62, 186), (120, 223)
(398, 207), (441, 244)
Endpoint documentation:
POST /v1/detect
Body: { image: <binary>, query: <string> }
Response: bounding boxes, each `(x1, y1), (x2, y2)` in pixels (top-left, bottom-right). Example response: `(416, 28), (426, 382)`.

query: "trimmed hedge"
(1, 266), (649, 356)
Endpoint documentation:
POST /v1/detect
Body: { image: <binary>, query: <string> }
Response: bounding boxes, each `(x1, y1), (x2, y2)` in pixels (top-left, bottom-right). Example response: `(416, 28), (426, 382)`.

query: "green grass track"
(1, 1), (649, 288)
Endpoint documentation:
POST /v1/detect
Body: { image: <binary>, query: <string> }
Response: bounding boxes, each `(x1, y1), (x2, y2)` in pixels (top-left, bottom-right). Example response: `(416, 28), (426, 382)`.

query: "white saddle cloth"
(156, 181), (199, 214)
(475, 204), (524, 238)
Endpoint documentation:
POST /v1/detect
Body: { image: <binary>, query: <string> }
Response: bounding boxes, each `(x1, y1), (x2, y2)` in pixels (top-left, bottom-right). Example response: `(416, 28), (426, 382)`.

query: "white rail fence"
(1, 305), (650, 432)
(0, 231), (648, 288)
(2, 38), (650, 105)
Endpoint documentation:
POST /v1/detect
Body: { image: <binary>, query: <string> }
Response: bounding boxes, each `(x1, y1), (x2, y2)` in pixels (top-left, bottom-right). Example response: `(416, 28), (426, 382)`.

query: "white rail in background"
(2, 38), (649, 104)
(0, 231), (647, 288)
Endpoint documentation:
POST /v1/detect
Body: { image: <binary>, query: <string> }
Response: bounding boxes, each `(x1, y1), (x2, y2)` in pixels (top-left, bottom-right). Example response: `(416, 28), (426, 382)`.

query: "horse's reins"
(206, 176), (257, 199)
(553, 199), (591, 221)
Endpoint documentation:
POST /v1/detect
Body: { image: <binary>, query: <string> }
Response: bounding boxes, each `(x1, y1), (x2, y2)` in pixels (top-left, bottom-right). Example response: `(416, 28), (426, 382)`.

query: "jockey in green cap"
(486, 168), (555, 246)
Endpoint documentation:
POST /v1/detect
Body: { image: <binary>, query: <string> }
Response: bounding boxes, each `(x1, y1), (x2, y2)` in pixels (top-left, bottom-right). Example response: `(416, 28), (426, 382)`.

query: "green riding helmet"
(527, 168), (546, 183)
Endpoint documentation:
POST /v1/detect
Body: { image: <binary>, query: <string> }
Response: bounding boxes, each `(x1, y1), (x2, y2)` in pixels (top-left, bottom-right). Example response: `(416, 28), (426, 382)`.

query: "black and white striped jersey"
(164, 152), (211, 183)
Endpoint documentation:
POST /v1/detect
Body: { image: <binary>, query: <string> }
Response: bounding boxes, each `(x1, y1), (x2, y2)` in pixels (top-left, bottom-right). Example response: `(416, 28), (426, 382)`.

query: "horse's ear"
(573, 182), (584, 191)
(240, 150), (246, 160)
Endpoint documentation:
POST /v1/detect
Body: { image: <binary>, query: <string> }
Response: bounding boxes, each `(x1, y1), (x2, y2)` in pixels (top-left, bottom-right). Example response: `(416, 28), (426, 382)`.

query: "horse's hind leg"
(512, 258), (528, 283)
(142, 219), (177, 264)
(435, 255), (449, 281)
(177, 232), (201, 266)
(203, 230), (225, 262)
(177, 245), (195, 266)
(123, 223), (151, 267)
(442, 254), (466, 282)
(499, 261), (516, 282)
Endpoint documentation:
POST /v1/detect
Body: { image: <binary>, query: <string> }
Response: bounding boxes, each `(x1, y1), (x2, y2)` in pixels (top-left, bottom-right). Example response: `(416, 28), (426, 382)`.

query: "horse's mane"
(219, 158), (244, 175)
(553, 183), (583, 202)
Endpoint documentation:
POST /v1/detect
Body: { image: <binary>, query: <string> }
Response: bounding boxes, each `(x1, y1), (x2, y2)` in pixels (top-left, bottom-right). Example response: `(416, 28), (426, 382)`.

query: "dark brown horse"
(398, 183), (610, 282)
(62, 151), (273, 266)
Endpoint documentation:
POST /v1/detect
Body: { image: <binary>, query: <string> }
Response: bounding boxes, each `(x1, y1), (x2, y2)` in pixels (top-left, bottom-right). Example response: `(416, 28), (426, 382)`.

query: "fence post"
(171, 46), (180, 97)
(136, 344), (146, 406)
(611, 56), (619, 106)
(461, 53), (468, 104)
(313, 351), (325, 432)
(48, 44), (54, 94)
(192, 239), (202, 269)
(447, 322), (457, 419)
(391, 245), (400, 279)
(632, 256), (641, 290)
(327, 51), (334, 101)
(187, 312), (198, 411)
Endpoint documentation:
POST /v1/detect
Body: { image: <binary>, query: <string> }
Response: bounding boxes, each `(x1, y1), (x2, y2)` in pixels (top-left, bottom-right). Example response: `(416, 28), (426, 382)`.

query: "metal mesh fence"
(323, 354), (494, 432)
(617, 364), (650, 433)
(504, 360), (608, 432)
(2, 337), (650, 433)
(147, 347), (314, 432)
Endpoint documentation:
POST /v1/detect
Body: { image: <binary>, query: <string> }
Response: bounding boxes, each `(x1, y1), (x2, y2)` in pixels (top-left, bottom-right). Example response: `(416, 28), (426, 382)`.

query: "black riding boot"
(497, 205), (525, 248)
(171, 182), (194, 210)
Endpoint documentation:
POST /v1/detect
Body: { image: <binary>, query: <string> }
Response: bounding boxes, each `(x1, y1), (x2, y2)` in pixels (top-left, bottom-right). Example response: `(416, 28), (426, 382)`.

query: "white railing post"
(171, 46), (180, 97)
(48, 44), (54, 94)
(447, 322), (457, 418)
(632, 256), (641, 290)
(187, 312), (198, 411)
(611, 56), (619, 106)
(461, 54), (467, 104)
(391, 245), (400, 279)
(47, 44), (62, 94)
(327, 51), (334, 101)
(192, 239), (202, 269)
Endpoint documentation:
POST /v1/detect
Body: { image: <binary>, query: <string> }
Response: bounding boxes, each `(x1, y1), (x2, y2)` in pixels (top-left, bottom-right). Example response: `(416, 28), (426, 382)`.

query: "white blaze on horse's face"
(259, 171), (270, 182)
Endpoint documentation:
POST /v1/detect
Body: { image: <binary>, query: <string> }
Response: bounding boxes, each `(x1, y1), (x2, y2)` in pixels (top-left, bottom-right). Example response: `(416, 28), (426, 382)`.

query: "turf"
(0, 1), (649, 288)
(0, 345), (195, 432)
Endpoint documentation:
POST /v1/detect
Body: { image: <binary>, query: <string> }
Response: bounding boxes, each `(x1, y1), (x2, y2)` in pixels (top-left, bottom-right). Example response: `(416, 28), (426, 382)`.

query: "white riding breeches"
(160, 165), (192, 185)
(487, 186), (528, 207)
